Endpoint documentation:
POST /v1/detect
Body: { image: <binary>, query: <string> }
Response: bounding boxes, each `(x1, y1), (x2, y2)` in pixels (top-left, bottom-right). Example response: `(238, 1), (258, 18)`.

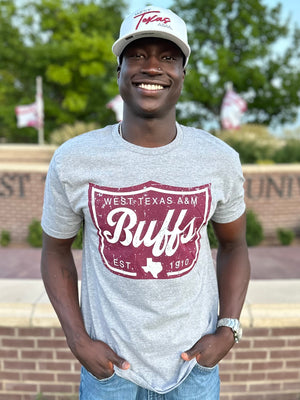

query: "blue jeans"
(79, 364), (220, 400)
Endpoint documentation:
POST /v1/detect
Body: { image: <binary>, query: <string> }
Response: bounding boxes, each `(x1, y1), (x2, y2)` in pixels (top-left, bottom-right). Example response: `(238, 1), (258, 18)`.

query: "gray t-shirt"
(42, 123), (245, 393)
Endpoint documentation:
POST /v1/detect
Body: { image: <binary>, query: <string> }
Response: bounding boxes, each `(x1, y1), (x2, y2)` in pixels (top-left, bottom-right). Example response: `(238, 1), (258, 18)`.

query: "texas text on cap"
(112, 6), (191, 67)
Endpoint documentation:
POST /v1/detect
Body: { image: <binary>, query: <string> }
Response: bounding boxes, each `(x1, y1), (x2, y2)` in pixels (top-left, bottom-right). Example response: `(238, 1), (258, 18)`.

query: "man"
(41, 6), (250, 399)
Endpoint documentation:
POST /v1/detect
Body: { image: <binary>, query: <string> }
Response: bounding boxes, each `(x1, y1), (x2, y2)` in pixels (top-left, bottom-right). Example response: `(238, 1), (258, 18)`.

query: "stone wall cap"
(0, 162), (49, 172)
(243, 163), (300, 172)
(0, 279), (299, 328)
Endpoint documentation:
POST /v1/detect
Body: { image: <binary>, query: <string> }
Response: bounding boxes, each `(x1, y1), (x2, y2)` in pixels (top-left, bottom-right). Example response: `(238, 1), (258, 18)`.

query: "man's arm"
(181, 212), (250, 366)
(214, 212), (250, 320)
(41, 231), (130, 378)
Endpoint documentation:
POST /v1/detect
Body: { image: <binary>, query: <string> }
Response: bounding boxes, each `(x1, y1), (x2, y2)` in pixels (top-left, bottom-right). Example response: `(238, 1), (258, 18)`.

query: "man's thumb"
(110, 352), (130, 370)
(181, 345), (198, 361)
(119, 359), (130, 370)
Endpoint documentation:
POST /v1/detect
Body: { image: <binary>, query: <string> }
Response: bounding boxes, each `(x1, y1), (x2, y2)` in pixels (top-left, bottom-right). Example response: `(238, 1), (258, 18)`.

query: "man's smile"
(136, 83), (165, 91)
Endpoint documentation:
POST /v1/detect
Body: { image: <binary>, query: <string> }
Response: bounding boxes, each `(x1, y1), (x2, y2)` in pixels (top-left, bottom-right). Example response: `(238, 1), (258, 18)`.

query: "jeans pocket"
(85, 368), (116, 383)
(80, 366), (138, 400)
(195, 363), (218, 373)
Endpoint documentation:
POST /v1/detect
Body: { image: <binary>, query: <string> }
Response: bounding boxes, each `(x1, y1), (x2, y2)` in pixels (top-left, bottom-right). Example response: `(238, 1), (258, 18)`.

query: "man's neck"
(120, 114), (177, 148)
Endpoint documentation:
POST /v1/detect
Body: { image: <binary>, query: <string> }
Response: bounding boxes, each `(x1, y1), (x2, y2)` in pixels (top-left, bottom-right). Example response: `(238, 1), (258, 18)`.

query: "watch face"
(234, 323), (242, 342)
(234, 325), (242, 342)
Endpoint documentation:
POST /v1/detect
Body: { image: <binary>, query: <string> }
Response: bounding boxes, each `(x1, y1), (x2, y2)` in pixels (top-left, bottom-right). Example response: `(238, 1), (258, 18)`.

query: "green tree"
(0, 1), (36, 142)
(0, 0), (126, 143)
(173, 0), (300, 129)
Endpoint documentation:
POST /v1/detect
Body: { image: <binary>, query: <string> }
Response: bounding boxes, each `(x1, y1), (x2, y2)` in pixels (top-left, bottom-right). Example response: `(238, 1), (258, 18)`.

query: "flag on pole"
(220, 87), (247, 130)
(15, 102), (40, 128)
(106, 94), (123, 121)
(15, 76), (44, 144)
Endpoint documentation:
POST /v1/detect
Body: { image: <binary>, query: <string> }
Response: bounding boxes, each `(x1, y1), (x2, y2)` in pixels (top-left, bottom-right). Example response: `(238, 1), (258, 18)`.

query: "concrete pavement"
(1, 245), (299, 279)
(0, 246), (299, 328)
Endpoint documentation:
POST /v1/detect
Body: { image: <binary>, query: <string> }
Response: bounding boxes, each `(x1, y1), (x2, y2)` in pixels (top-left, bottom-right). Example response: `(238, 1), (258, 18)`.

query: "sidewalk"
(1, 245), (299, 279)
(0, 246), (300, 328)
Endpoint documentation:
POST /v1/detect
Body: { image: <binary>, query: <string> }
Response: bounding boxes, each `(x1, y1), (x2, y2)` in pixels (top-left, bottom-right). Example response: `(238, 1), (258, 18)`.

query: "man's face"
(118, 37), (186, 118)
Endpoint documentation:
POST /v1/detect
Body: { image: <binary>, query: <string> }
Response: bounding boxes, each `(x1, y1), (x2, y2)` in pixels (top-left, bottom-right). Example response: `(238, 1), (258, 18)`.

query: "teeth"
(138, 83), (164, 90)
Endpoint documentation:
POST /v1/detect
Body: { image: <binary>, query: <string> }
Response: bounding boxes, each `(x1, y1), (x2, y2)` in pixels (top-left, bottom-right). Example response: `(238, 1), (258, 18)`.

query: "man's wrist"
(66, 326), (91, 355)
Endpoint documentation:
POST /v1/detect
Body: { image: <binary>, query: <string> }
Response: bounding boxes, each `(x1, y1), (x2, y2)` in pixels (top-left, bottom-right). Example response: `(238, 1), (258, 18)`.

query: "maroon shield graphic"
(88, 181), (211, 279)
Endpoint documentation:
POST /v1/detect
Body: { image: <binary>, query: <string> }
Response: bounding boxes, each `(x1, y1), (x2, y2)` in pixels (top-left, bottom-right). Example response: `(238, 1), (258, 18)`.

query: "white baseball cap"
(112, 6), (191, 67)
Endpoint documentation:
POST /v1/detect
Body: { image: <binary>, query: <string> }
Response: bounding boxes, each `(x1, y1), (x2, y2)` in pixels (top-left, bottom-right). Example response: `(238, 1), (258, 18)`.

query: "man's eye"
(130, 53), (144, 59)
(163, 56), (176, 61)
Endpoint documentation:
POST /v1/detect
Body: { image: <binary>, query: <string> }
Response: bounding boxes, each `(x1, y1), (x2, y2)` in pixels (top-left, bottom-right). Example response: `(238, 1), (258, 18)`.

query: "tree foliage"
(1, 0), (300, 142)
(0, 0), (126, 142)
(173, 0), (300, 129)
(0, 1), (32, 141)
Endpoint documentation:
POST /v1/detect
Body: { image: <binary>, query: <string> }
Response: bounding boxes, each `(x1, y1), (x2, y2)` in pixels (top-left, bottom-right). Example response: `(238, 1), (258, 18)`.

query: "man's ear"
(117, 65), (121, 79)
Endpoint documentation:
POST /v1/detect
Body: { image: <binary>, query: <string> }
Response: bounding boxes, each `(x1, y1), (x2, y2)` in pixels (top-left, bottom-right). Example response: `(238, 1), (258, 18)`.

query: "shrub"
(277, 228), (295, 245)
(246, 209), (264, 246)
(216, 124), (282, 164)
(207, 221), (218, 248)
(72, 225), (83, 249)
(0, 230), (11, 247)
(35, 394), (47, 400)
(27, 219), (43, 247)
(207, 210), (264, 249)
(50, 121), (99, 145)
(273, 139), (300, 163)
(27, 220), (83, 249)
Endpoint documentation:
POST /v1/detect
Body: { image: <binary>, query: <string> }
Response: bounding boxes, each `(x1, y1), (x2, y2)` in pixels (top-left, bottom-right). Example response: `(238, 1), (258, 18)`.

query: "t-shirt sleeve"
(211, 153), (246, 224)
(41, 153), (82, 239)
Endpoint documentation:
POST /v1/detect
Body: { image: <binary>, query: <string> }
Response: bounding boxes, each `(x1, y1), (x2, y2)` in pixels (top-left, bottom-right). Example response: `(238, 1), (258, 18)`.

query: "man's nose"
(141, 56), (162, 74)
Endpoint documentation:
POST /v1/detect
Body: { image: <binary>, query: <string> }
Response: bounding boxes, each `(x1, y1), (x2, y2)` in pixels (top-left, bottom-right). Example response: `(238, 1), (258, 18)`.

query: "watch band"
(217, 318), (242, 343)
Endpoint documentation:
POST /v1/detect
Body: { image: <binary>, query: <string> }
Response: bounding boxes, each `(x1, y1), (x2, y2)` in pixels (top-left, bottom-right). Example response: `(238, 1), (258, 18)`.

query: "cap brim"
(112, 31), (190, 67)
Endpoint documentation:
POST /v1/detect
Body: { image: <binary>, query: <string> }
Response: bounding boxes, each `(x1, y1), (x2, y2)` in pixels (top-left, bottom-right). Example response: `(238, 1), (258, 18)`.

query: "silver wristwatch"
(217, 318), (242, 343)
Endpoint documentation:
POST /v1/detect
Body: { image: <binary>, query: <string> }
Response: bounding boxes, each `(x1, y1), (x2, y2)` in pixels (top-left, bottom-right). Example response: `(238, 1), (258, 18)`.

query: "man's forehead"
(123, 37), (184, 55)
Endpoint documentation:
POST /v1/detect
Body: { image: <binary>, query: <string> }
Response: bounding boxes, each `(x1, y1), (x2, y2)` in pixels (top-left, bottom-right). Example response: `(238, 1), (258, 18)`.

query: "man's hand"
(71, 333), (130, 379)
(181, 327), (235, 367)
(41, 232), (130, 380)
(182, 213), (250, 368)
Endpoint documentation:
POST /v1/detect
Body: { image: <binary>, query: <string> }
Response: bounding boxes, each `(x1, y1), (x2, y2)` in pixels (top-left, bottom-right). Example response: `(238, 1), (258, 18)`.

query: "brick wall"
(0, 145), (51, 244)
(220, 327), (300, 400)
(0, 171), (47, 243)
(0, 146), (300, 244)
(243, 165), (300, 238)
(0, 326), (299, 399)
(0, 326), (80, 400)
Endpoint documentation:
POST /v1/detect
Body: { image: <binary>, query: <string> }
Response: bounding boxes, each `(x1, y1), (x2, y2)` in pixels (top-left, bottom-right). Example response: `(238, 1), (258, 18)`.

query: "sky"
(125, 0), (300, 133)
(127, 0), (300, 21)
